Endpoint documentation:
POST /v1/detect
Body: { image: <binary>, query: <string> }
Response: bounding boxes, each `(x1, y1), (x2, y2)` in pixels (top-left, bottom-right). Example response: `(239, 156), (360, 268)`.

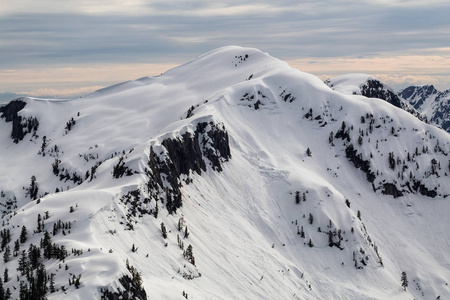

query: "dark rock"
(361, 79), (402, 109)
(147, 121), (231, 213)
(345, 144), (376, 183)
(382, 183), (403, 198)
(0, 99), (39, 143)
(413, 180), (437, 198)
(101, 275), (147, 300)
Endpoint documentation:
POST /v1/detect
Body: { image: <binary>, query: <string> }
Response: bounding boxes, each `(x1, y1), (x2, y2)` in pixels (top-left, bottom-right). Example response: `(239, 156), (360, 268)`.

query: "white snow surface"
(325, 73), (373, 95)
(1, 46), (450, 299)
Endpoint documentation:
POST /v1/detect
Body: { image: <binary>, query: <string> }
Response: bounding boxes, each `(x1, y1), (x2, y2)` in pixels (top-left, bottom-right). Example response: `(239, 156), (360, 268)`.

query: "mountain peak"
(1, 47), (450, 299)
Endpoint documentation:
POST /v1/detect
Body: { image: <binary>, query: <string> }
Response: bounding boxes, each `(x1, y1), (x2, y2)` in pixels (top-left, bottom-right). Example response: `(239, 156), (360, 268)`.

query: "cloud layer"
(1, 0), (449, 96)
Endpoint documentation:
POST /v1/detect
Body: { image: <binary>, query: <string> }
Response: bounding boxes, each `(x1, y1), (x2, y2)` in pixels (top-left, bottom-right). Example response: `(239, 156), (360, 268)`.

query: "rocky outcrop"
(381, 183), (403, 198)
(345, 144), (376, 183)
(147, 121), (231, 213)
(0, 99), (39, 143)
(101, 275), (147, 300)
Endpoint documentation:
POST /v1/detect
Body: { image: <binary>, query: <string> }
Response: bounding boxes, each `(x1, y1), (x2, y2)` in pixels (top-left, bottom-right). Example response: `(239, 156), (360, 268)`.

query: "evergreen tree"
(28, 244), (41, 269)
(401, 271), (408, 291)
(74, 274), (81, 289)
(20, 225), (28, 243)
(328, 231), (334, 247)
(3, 245), (10, 263)
(160, 222), (167, 239)
(4, 287), (11, 300)
(13, 239), (20, 257)
(308, 213), (313, 225)
(0, 277), (4, 299)
(35, 263), (48, 296)
(306, 147), (312, 156)
(19, 281), (29, 300)
(49, 273), (55, 293)
(3, 267), (8, 282)
(295, 191), (300, 204)
(28, 176), (39, 200)
(184, 244), (196, 266)
(41, 231), (52, 259)
(36, 214), (42, 233)
(17, 250), (28, 275)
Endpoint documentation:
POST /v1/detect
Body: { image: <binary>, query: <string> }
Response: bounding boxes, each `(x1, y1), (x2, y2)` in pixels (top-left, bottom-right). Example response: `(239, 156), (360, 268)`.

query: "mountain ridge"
(399, 85), (450, 132)
(0, 46), (449, 299)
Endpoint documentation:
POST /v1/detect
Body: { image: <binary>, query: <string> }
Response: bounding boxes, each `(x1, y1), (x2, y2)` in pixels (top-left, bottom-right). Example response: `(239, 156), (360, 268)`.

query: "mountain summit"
(1, 46), (449, 299)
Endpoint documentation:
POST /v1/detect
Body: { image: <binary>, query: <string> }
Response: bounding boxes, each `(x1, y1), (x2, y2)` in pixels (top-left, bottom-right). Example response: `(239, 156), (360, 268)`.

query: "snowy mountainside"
(1, 46), (450, 299)
(326, 73), (425, 122)
(399, 85), (450, 133)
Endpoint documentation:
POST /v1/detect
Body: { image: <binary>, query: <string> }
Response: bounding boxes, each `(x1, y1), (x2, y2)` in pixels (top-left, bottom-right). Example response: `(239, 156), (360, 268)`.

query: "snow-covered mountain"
(399, 85), (450, 132)
(1, 46), (449, 300)
(325, 73), (425, 122)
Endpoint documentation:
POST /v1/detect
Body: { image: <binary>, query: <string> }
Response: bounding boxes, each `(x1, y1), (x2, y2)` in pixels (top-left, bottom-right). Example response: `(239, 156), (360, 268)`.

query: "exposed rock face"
(382, 183), (403, 198)
(345, 144), (376, 183)
(412, 180), (437, 198)
(361, 79), (403, 109)
(0, 99), (39, 143)
(429, 90), (450, 132)
(361, 79), (425, 122)
(399, 85), (439, 110)
(0, 100), (27, 143)
(399, 85), (450, 132)
(147, 121), (231, 213)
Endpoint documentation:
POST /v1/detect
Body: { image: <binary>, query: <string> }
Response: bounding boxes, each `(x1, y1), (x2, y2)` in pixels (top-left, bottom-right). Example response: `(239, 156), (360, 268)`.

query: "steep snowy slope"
(400, 85), (450, 132)
(1, 47), (449, 300)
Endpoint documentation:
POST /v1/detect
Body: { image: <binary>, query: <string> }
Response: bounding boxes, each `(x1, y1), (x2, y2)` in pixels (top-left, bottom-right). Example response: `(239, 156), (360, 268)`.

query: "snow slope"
(1, 46), (449, 300)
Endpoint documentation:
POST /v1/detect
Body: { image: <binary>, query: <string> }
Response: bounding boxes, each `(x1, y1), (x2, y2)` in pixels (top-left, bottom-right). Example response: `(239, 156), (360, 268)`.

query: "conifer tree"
(20, 225), (27, 243)
(161, 222), (167, 239)
(295, 191), (300, 204)
(184, 244), (196, 266)
(0, 278), (4, 300)
(401, 271), (408, 291)
(3, 245), (10, 263)
(3, 267), (8, 282)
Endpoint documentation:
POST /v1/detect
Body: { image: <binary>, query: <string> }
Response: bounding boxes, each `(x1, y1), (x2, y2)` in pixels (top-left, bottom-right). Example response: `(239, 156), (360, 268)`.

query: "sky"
(1, 0), (450, 99)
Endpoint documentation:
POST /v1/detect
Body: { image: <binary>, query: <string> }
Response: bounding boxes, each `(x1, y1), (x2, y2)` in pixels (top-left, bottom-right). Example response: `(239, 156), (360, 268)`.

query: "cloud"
(21, 86), (105, 98)
(0, 63), (177, 96)
(1, 1), (449, 94)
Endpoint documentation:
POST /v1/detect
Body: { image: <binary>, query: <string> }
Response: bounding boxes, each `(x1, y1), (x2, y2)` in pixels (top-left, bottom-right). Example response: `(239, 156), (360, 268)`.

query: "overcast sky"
(1, 0), (449, 98)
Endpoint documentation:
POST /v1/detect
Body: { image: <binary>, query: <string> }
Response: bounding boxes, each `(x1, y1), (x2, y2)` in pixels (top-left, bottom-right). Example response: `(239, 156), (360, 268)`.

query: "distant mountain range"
(399, 85), (450, 132)
(326, 74), (449, 133)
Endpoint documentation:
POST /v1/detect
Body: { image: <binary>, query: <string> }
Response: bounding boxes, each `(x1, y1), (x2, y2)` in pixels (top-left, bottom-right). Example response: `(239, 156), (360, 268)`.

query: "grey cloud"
(1, 0), (449, 91)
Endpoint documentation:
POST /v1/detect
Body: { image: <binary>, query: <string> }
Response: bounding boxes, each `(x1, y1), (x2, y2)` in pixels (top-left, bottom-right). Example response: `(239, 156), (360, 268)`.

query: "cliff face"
(147, 121), (231, 214)
(0, 99), (39, 143)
